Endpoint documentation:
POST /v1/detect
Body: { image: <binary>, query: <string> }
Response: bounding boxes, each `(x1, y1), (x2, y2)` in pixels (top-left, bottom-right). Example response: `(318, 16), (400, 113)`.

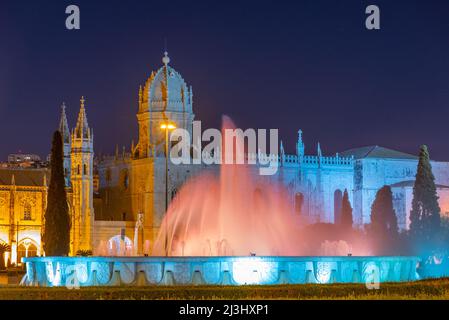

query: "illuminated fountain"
(21, 117), (421, 287)
(152, 116), (302, 257)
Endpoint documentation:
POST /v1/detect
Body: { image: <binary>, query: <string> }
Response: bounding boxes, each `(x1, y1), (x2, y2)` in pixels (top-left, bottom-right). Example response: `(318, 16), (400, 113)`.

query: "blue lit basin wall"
(21, 256), (420, 287)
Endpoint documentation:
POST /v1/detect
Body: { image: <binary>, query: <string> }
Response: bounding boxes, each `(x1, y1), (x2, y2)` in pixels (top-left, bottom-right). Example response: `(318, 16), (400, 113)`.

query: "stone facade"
(0, 169), (48, 264)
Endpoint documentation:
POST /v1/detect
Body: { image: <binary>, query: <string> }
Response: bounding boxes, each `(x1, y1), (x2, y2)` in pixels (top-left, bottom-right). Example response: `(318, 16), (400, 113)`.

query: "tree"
(340, 189), (353, 229)
(410, 145), (441, 246)
(43, 131), (71, 256)
(370, 186), (398, 237)
(369, 185), (399, 253)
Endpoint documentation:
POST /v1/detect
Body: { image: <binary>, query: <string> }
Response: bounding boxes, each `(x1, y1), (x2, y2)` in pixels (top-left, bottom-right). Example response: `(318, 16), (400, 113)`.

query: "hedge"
(1, 278), (449, 300)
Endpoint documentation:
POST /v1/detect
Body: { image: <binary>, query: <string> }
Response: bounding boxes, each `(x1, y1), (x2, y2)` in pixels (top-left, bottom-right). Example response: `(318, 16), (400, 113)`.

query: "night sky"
(1, 0), (449, 161)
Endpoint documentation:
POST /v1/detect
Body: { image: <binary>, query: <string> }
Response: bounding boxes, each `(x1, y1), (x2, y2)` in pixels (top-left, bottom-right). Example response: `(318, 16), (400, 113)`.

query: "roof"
(339, 145), (417, 160)
(140, 52), (193, 114)
(390, 180), (449, 189)
(0, 168), (49, 187)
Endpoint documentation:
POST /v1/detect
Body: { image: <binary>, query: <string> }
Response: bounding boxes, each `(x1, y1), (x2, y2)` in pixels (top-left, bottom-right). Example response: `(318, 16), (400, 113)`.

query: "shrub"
(76, 250), (93, 257)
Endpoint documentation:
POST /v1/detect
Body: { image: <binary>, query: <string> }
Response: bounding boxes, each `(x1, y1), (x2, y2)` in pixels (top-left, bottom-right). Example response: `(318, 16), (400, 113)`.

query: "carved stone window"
(23, 203), (32, 221)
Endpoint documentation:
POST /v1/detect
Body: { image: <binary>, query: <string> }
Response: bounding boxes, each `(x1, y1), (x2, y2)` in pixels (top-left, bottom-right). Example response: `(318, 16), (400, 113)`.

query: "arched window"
(83, 164), (87, 175)
(23, 203), (32, 221)
(295, 193), (304, 215)
(17, 239), (37, 265)
(77, 165), (80, 175)
(124, 173), (129, 188)
(334, 189), (343, 224)
(120, 169), (129, 189)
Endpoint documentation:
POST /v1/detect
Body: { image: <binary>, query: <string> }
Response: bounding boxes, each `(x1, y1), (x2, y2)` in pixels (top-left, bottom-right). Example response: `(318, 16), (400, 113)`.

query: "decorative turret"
(59, 103), (70, 144)
(131, 140), (135, 157)
(138, 86), (143, 111)
(280, 140), (285, 165)
(59, 103), (71, 186)
(296, 129), (305, 158)
(74, 96), (92, 140)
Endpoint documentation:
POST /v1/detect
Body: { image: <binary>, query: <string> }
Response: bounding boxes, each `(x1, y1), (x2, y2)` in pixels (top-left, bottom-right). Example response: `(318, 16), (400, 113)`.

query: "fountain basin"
(21, 256), (420, 287)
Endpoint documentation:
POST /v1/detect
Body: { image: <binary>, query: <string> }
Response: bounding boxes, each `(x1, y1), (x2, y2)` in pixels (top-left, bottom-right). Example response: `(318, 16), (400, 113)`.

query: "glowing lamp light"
(232, 258), (275, 285)
(160, 123), (176, 130)
(315, 262), (332, 284)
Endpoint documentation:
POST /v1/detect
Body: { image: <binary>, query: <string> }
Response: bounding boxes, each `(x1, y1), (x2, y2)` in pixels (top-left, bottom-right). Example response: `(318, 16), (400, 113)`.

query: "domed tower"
(136, 52), (195, 158)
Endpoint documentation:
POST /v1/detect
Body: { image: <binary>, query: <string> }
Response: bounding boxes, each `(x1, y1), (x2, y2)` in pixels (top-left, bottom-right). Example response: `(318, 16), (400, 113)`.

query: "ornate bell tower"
(70, 96), (94, 253)
(136, 52), (194, 158)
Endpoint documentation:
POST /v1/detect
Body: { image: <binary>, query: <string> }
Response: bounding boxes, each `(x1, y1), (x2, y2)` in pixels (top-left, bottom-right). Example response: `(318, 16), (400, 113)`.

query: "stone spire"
(296, 129), (305, 158)
(317, 142), (322, 158)
(59, 102), (70, 144)
(74, 96), (91, 139)
(60, 102), (72, 186)
(280, 140), (285, 165)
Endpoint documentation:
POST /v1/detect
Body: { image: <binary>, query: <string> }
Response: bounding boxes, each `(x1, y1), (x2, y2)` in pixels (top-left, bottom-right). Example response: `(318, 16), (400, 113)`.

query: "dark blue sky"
(1, 0), (449, 160)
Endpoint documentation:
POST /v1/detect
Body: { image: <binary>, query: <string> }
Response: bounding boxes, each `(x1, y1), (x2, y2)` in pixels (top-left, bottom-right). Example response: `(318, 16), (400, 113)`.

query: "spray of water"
(152, 116), (303, 256)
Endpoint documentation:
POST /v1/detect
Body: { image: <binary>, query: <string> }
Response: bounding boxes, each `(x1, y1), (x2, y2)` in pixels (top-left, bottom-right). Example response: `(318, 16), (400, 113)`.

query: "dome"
(140, 52), (193, 114)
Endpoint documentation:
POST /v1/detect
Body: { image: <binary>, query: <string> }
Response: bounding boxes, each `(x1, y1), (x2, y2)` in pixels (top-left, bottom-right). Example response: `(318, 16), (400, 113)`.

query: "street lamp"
(160, 122), (176, 256)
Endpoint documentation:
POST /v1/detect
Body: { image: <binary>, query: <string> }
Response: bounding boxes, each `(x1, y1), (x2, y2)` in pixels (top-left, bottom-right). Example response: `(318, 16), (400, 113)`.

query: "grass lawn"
(0, 278), (448, 300)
